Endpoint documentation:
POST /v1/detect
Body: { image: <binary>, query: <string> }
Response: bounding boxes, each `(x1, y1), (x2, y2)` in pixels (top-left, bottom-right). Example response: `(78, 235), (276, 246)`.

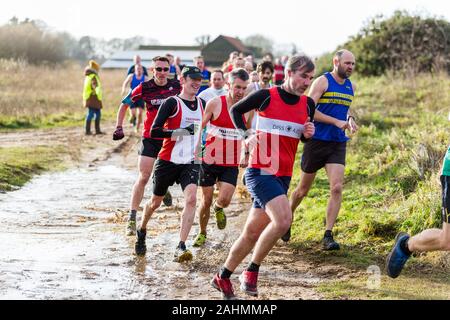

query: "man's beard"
(337, 65), (350, 79)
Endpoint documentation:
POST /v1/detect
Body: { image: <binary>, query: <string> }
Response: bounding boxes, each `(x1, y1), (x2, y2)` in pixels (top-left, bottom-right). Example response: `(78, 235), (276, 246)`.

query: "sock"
(324, 230), (333, 238)
(219, 267), (233, 279)
(247, 262), (260, 273)
(400, 237), (412, 256)
(178, 241), (186, 251)
(129, 209), (137, 221)
(213, 202), (223, 212)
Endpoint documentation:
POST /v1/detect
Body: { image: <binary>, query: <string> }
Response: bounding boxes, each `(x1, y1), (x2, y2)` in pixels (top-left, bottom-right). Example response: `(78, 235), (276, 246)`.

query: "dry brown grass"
(0, 59), (125, 125)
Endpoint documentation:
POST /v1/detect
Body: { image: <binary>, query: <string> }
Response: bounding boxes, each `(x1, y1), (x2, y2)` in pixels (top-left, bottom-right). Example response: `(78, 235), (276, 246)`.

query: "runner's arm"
(230, 89), (271, 132)
(201, 97), (219, 129)
(121, 75), (132, 96)
(151, 98), (195, 138)
(301, 97), (316, 142)
(130, 84), (143, 103)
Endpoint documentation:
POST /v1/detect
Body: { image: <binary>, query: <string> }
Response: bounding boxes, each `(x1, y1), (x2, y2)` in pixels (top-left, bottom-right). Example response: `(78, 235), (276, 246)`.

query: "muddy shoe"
(214, 205), (227, 230)
(211, 273), (236, 300)
(173, 246), (193, 263)
(281, 226), (291, 242)
(126, 219), (136, 236)
(135, 229), (147, 256)
(322, 232), (340, 251)
(386, 232), (411, 278)
(162, 191), (173, 207)
(239, 270), (258, 297)
(193, 233), (207, 247)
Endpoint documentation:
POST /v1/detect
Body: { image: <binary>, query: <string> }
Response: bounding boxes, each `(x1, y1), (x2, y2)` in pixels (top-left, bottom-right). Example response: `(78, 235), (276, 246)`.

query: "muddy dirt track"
(0, 124), (357, 300)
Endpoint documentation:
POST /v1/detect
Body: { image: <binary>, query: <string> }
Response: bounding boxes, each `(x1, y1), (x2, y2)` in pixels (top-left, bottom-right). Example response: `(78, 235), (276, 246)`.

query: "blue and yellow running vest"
(313, 72), (354, 142)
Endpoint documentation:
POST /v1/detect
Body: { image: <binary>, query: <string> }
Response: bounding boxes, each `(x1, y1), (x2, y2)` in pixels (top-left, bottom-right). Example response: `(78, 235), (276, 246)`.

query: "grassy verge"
(288, 73), (450, 299)
(0, 59), (122, 131)
(0, 146), (65, 192)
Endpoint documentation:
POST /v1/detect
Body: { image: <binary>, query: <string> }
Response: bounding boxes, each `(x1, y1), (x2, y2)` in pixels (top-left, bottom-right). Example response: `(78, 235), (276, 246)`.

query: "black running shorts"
(138, 138), (163, 158)
(199, 163), (239, 187)
(301, 139), (347, 173)
(152, 159), (200, 196)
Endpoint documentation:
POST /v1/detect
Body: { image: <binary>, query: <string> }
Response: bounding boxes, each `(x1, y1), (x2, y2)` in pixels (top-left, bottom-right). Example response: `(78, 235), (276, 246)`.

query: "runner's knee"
(138, 172), (151, 184)
(292, 187), (309, 201)
(216, 196), (231, 208)
(185, 193), (197, 209)
(330, 183), (343, 196)
(149, 197), (162, 211)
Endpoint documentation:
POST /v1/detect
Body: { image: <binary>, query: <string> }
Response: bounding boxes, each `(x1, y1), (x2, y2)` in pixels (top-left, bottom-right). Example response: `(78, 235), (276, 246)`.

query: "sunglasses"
(155, 67), (170, 72)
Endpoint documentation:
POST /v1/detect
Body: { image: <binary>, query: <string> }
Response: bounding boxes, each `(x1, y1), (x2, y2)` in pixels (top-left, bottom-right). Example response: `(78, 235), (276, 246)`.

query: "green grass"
(288, 73), (450, 298)
(0, 146), (65, 191)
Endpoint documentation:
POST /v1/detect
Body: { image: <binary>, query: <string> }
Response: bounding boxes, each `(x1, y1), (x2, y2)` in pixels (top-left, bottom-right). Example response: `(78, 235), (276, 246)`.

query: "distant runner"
(193, 68), (250, 248)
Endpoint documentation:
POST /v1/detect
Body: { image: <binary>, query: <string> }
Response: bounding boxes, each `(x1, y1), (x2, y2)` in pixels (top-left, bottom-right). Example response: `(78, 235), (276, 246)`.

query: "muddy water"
(0, 154), (323, 300)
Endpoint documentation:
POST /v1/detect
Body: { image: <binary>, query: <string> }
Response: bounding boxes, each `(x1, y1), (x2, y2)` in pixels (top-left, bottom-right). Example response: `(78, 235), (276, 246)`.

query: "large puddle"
(0, 163), (322, 300)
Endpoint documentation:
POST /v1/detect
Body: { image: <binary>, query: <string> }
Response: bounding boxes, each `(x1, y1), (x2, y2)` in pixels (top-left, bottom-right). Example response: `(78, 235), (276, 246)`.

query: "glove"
(173, 123), (195, 137)
(113, 126), (124, 140)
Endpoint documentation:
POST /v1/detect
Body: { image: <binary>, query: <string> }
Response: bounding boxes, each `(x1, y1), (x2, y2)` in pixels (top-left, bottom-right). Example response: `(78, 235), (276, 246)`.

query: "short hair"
(256, 61), (274, 74)
(212, 69), (224, 78)
(334, 49), (346, 60)
(152, 56), (170, 64)
(285, 54), (315, 73)
(229, 68), (249, 83)
(193, 56), (204, 62)
(165, 53), (174, 58)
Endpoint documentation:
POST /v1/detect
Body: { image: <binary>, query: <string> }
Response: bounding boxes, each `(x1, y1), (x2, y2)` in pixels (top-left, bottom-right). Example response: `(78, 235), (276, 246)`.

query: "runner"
(198, 70), (228, 103)
(245, 61), (274, 130)
(211, 55), (316, 299)
(386, 144), (450, 278)
(194, 56), (211, 95)
(135, 66), (205, 262)
(285, 49), (357, 249)
(112, 56), (181, 236)
(193, 68), (250, 248)
(127, 55), (148, 76)
(120, 64), (149, 132)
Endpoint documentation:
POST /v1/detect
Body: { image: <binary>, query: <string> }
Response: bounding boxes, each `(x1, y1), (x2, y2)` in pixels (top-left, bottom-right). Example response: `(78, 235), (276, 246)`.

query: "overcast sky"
(1, 0), (449, 56)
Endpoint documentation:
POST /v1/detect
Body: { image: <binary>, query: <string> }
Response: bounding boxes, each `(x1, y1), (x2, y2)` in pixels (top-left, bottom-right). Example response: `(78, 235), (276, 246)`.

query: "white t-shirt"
(198, 87), (228, 102)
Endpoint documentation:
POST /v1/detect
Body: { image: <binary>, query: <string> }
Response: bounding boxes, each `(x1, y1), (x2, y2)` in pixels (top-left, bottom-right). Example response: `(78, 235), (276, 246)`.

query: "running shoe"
(173, 246), (193, 263)
(281, 226), (291, 242)
(211, 273), (236, 300)
(386, 232), (411, 278)
(323, 233), (340, 251)
(126, 219), (136, 236)
(214, 205), (227, 230)
(162, 191), (173, 207)
(239, 270), (258, 296)
(135, 229), (147, 256)
(193, 233), (207, 247)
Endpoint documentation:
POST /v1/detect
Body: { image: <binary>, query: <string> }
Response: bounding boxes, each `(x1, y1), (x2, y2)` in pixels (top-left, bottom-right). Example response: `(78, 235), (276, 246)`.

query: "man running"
(120, 64), (149, 132)
(386, 144), (450, 278)
(127, 55), (148, 76)
(193, 68), (250, 248)
(198, 70), (228, 103)
(245, 61), (274, 130)
(135, 66), (205, 262)
(285, 49), (357, 249)
(113, 56), (181, 236)
(211, 55), (316, 299)
(194, 56), (211, 95)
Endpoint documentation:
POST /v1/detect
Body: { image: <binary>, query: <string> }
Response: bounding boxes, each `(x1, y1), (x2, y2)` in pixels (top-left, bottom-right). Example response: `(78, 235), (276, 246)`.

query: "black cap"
(181, 66), (203, 79)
